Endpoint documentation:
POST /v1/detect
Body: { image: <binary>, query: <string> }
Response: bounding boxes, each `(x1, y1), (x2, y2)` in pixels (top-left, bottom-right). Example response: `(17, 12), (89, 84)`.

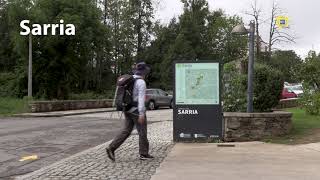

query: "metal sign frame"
(173, 60), (223, 142)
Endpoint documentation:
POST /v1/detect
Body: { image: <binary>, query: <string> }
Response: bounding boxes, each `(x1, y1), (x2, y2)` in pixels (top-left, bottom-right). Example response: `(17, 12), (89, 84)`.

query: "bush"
(0, 72), (15, 97)
(223, 62), (247, 112)
(253, 64), (284, 112)
(223, 63), (283, 112)
(0, 71), (27, 98)
(300, 89), (320, 115)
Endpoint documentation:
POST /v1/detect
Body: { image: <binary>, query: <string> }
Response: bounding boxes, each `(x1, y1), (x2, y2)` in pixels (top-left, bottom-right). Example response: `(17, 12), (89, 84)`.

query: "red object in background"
(281, 88), (297, 99)
(145, 95), (151, 101)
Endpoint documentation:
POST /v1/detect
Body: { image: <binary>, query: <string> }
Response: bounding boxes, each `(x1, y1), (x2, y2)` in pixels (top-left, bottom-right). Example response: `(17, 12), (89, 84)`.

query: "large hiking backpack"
(114, 74), (138, 111)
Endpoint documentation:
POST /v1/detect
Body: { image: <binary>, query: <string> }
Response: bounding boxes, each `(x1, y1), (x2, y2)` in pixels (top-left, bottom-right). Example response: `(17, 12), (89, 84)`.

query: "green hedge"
(253, 64), (284, 112)
(223, 63), (284, 112)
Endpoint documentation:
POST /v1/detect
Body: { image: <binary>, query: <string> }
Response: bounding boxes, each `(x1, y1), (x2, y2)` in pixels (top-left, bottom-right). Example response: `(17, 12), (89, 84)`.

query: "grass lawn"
(264, 108), (320, 144)
(0, 97), (30, 116)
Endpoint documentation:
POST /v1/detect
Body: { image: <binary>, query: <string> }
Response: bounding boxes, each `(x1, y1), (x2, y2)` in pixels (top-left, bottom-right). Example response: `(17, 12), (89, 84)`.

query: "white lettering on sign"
(178, 109), (199, 115)
(20, 20), (76, 36)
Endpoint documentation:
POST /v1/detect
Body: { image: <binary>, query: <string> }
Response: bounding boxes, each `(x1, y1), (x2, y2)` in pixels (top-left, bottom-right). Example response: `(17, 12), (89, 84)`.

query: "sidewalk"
(151, 142), (320, 180)
(14, 108), (115, 117)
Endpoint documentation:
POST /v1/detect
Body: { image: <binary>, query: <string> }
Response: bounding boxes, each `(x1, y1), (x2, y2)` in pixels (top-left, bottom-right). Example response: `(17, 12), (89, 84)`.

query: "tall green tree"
(7, 0), (111, 99)
(299, 51), (320, 90)
(269, 50), (302, 83)
(146, 0), (247, 89)
(130, 0), (154, 61)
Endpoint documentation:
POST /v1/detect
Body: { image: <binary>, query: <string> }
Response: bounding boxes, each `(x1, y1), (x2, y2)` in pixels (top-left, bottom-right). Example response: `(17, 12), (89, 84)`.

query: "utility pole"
(247, 20), (255, 113)
(232, 21), (256, 113)
(28, 34), (32, 98)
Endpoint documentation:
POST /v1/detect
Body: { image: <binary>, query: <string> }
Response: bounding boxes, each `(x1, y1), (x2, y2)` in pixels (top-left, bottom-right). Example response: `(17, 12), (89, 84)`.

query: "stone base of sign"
(29, 99), (113, 113)
(224, 111), (292, 142)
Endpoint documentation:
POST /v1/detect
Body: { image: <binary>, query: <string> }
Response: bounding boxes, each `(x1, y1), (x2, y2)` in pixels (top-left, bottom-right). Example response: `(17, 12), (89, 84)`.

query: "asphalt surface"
(0, 110), (171, 180)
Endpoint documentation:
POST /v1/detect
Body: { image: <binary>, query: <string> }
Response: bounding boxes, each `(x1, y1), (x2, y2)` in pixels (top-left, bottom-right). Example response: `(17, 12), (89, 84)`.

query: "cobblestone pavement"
(0, 109), (172, 179)
(16, 120), (174, 180)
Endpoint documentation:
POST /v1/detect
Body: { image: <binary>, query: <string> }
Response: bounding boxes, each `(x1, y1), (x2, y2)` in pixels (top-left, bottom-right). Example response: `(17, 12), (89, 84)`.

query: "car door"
(157, 89), (171, 106)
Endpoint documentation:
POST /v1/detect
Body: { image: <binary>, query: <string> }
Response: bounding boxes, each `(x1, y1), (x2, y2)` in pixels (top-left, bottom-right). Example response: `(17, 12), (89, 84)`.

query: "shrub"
(300, 89), (320, 115)
(223, 62), (247, 112)
(0, 72), (15, 97)
(223, 62), (283, 112)
(253, 63), (284, 112)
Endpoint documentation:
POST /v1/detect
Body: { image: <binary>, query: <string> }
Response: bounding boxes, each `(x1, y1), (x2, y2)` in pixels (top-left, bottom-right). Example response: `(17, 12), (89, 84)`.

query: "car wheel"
(148, 101), (156, 110)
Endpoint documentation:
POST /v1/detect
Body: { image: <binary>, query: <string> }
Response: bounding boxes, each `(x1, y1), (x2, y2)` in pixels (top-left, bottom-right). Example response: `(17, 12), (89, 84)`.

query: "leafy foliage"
(142, 1), (247, 90)
(300, 89), (320, 115)
(298, 51), (320, 115)
(269, 50), (302, 83)
(223, 63), (283, 112)
(253, 63), (284, 112)
(298, 51), (320, 90)
(223, 62), (247, 112)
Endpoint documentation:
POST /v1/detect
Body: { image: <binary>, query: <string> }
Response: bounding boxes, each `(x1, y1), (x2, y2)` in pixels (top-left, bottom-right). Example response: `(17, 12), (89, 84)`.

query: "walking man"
(106, 62), (154, 161)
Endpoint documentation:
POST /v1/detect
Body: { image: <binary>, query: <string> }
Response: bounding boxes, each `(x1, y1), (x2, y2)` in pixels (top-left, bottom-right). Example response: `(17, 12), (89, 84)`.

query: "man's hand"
(138, 115), (145, 124)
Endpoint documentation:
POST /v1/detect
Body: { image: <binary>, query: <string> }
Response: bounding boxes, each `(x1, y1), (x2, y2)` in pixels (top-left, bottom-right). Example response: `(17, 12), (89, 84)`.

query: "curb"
(13, 109), (116, 118)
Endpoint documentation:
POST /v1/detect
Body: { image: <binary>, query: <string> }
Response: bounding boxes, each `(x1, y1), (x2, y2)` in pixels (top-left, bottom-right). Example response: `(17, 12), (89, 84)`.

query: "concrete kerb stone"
(16, 121), (174, 180)
(13, 108), (116, 118)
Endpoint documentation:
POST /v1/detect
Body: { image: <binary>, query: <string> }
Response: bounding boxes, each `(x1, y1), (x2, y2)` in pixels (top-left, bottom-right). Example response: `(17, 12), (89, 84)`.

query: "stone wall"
(29, 99), (113, 113)
(224, 111), (292, 142)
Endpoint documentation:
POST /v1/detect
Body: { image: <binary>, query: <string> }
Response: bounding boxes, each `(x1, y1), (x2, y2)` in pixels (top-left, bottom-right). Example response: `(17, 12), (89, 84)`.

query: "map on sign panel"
(175, 63), (219, 105)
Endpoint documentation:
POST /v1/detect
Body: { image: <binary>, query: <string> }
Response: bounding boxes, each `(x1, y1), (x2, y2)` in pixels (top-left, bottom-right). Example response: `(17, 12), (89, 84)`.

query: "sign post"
(173, 61), (223, 142)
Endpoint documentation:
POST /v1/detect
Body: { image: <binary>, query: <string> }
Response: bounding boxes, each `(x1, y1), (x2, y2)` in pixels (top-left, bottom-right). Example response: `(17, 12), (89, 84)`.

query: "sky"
(154, 0), (320, 58)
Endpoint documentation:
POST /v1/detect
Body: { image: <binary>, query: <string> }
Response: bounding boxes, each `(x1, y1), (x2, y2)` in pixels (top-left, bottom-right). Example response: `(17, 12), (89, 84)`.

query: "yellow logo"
(276, 16), (289, 29)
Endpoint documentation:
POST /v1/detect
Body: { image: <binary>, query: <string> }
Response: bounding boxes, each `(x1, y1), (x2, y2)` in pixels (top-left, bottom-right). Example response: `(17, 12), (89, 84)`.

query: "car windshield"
(291, 86), (303, 91)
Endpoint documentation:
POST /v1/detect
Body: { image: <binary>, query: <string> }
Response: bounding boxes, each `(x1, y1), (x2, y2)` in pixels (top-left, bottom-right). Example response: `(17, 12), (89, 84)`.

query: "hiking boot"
(139, 154), (154, 160)
(106, 148), (115, 162)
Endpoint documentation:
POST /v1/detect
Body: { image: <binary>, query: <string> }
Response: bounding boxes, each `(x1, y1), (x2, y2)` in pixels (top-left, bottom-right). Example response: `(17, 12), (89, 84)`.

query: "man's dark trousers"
(109, 111), (149, 155)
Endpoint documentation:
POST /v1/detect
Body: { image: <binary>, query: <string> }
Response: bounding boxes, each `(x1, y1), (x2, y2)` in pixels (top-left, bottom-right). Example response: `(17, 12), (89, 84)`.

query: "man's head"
(134, 62), (151, 78)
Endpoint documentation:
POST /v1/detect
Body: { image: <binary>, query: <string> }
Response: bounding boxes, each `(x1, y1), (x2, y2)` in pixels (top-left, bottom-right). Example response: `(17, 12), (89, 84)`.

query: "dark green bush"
(0, 72), (15, 97)
(0, 71), (28, 98)
(253, 63), (284, 112)
(223, 63), (283, 112)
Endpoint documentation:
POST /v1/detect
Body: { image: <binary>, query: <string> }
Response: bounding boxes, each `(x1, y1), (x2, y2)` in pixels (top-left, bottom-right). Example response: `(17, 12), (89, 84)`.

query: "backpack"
(114, 74), (139, 111)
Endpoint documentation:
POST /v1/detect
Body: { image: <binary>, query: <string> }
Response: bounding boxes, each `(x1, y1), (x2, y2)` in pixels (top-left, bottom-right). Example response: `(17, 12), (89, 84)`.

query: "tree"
(269, 50), (302, 83)
(141, 19), (180, 88)
(6, 0), (111, 99)
(267, 1), (295, 58)
(130, 0), (154, 61)
(142, 0), (247, 89)
(298, 51), (320, 90)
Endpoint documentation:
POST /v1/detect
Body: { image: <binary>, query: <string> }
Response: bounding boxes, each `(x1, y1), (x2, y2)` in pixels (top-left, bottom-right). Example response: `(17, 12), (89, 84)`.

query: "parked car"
(289, 85), (304, 97)
(281, 88), (297, 99)
(145, 89), (173, 110)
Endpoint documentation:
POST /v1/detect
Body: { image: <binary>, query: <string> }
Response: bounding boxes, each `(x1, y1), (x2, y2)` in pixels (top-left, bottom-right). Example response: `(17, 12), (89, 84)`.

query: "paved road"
(0, 109), (172, 179)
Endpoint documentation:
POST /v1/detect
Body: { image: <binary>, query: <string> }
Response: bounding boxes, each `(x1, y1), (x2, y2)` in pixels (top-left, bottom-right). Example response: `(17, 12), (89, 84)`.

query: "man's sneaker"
(140, 154), (154, 160)
(106, 148), (115, 162)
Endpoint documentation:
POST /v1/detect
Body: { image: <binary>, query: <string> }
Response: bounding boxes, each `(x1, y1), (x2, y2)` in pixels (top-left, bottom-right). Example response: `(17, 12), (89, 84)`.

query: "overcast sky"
(155, 0), (319, 58)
